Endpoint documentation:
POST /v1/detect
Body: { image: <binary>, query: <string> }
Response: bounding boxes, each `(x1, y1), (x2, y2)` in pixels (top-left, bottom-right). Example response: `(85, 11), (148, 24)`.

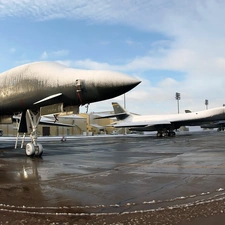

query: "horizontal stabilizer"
(13, 114), (75, 127)
(44, 114), (83, 120)
(39, 120), (75, 127)
(95, 112), (127, 119)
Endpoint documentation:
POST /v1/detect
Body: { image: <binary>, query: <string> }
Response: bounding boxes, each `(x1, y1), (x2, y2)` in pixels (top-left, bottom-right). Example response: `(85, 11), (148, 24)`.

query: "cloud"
(2, 0), (225, 114)
(125, 39), (141, 46)
(0, 0), (148, 22)
(9, 48), (16, 53)
(99, 41), (110, 46)
(40, 49), (69, 60)
(14, 59), (32, 66)
(40, 51), (48, 59)
(0, 1), (200, 28)
(56, 48), (195, 73)
(56, 59), (114, 70)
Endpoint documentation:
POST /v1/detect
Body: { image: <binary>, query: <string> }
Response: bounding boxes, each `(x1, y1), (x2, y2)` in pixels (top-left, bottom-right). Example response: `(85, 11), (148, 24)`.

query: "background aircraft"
(201, 121), (225, 131)
(0, 62), (140, 156)
(99, 102), (225, 137)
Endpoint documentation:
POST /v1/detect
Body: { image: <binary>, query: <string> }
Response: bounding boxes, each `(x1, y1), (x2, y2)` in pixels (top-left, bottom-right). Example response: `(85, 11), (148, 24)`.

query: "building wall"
(0, 124), (17, 136)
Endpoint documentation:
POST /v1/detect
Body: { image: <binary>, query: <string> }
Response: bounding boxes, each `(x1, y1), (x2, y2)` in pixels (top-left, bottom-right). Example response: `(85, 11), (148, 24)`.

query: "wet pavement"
(1, 131), (225, 224)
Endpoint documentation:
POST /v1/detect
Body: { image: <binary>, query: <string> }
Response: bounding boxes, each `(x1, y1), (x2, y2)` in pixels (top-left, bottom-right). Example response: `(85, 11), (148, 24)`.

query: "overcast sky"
(0, 0), (225, 115)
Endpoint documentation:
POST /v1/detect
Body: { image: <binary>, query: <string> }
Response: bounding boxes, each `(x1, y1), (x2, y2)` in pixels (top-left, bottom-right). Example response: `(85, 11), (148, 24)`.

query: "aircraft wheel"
(162, 131), (168, 137)
(35, 143), (43, 157)
(26, 143), (35, 156)
(157, 132), (162, 137)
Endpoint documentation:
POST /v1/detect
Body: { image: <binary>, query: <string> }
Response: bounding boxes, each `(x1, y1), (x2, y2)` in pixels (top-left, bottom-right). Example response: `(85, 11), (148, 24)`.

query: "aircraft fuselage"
(0, 62), (140, 115)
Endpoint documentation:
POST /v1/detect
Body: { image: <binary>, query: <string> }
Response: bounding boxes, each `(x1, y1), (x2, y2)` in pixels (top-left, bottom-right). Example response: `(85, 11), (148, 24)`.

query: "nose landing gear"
(15, 109), (44, 157)
(25, 110), (43, 157)
(26, 143), (43, 157)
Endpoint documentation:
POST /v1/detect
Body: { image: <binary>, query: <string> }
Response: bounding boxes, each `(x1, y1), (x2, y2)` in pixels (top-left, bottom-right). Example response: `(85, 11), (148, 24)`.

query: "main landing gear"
(157, 130), (176, 137)
(217, 127), (225, 132)
(25, 110), (43, 157)
(15, 110), (43, 157)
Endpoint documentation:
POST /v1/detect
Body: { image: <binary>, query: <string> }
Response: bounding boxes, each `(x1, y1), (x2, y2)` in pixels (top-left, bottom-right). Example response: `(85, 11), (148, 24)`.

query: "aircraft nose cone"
(91, 71), (141, 102)
(106, 72), (141, 94)
(85, 71), (141, 103)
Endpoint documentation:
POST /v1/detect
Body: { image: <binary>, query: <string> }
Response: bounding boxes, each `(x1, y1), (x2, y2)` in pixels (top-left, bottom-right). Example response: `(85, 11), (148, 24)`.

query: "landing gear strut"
(15, 110), (43, 157)
(25, 110), (43, 157)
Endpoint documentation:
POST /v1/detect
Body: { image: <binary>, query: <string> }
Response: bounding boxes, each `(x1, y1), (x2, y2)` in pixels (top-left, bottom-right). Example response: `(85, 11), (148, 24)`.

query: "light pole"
(175, 92), (180, 114)
(124, 94), (127, 134)
(205, 99), (208, 110)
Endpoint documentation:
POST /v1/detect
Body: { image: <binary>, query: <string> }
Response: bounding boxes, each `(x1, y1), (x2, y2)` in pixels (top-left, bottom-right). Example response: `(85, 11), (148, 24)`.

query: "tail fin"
(112, 102), (129, 120)
(94, 102), (130, 121)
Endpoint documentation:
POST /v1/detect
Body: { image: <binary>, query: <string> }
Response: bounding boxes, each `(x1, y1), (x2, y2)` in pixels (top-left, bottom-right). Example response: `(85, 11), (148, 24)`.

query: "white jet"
(100, 102), (225, 137)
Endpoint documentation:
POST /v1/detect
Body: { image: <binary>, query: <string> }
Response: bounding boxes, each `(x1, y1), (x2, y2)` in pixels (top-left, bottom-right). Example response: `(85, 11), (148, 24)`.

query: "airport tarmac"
(1, 131), (225, 224)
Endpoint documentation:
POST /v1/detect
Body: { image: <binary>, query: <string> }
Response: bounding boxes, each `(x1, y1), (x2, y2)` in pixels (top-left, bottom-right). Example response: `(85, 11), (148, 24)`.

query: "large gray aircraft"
(0, 61), (140, 156)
